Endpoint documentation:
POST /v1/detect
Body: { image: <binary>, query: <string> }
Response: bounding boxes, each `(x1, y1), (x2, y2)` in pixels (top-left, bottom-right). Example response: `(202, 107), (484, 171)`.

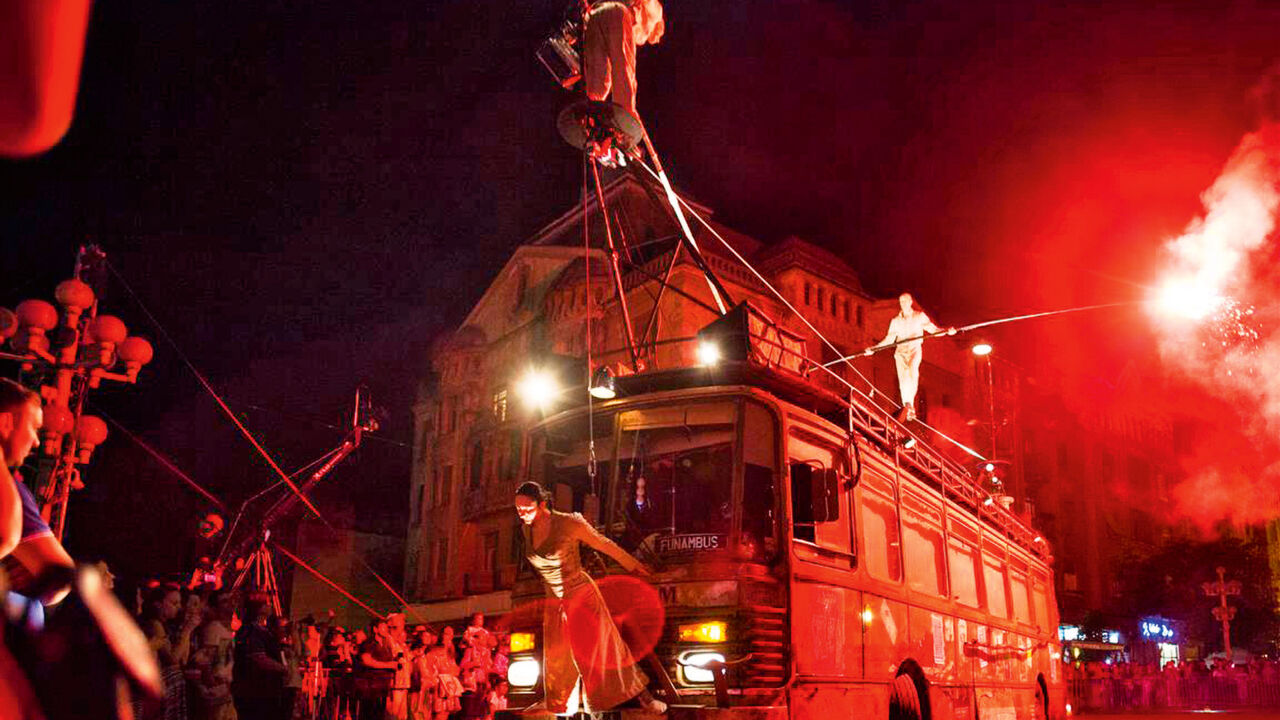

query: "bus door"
(785, 418), (861, 681)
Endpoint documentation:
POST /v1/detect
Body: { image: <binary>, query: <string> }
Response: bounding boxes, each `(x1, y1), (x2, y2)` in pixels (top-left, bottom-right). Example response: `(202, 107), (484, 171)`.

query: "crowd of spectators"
(1066, 658), (1280, 711)
(134, 582), (511, 720)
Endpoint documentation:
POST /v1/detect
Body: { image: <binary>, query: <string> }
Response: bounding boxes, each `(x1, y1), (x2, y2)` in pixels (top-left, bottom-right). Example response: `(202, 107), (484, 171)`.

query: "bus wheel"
(890, 659), (931, 720)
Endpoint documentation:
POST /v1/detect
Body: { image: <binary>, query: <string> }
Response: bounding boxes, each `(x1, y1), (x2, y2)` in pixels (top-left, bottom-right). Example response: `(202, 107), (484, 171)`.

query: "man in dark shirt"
(357, 617), (399, 720)
(232, 596), (285, 720)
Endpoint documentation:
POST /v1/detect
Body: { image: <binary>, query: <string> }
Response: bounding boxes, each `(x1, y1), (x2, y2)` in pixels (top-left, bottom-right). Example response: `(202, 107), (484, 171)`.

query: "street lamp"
(0, 245), (152, 537)
(972, 342), (997, 458)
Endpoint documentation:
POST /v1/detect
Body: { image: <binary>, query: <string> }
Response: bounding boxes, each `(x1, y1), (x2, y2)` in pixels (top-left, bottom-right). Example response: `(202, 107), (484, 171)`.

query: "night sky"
(3, 1), (1279, 585)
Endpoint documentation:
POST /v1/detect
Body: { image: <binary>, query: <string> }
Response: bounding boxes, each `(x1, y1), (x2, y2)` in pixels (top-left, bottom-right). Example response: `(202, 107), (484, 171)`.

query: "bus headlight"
(508, 657), (541, 688)
(678, 651), (726, 684)
(677, 621), (728, 643)
(509, 632), (536, 653)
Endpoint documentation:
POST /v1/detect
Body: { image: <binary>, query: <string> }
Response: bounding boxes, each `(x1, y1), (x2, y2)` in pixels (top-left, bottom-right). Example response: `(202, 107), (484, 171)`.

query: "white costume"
(583, 0), (665, 120)
(876, 310), (939, 415)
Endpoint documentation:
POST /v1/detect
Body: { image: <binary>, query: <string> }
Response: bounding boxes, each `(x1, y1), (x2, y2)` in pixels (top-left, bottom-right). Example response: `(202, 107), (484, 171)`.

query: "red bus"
(505, 330), (1064, 720)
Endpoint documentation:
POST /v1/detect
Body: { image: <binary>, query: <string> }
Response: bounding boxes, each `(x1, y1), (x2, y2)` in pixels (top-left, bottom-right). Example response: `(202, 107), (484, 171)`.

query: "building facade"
(402, 176), (981, 621)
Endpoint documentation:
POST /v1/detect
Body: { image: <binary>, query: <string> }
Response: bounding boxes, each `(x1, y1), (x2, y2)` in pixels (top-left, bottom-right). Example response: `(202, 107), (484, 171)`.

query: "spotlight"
(971, 342), (993, 356)
(983, 496), (995, 507)
(588, 366), (617, 400)
(984, 462), (995, 473)
(899, 434), (917, 449)
(696, 340), (722, 366)
(517, 368), (559, 411)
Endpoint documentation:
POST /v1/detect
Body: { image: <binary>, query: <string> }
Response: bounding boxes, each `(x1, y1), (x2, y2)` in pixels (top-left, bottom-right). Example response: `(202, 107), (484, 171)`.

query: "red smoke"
(1152, 117), (1280, 526)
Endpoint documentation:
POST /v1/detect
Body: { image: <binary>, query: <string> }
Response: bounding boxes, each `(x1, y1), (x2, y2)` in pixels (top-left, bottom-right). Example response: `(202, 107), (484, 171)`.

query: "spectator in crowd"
(0, 379), (75, 606)
(141, 583), (201, 720)
(427, 627), (462, 720)
(387, 613), (413, 720)
(491, 638), (509, 681)
(408, 627), (438, 720)
(356, 618), (399, 720)
(232, 597), (286, 720)
(461, 613), (489, 655)
(484, 678), (508, 720)
(125, 588), (514, 720)
(279, 616), (304, 720)
(189, 589), (237, 720)
(321, 627), (354, 720)
(297, 620), (323, 719)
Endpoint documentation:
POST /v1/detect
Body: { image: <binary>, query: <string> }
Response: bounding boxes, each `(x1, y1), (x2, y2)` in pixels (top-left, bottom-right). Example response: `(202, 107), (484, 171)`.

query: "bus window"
(983, 555), (1009, 618)
(789, 462), (839, 541)
(744, 463), (777, 561)
(948, 535), (981, 607)
(788, 430), (851, 554)
(530, 411), (615, 523)
(616, 423), (735, 557)
(902, 506), (947, 597)
(1010, 567), (1032, 625)
(742, 402), (778, 562)
(860, 490), (901, 582)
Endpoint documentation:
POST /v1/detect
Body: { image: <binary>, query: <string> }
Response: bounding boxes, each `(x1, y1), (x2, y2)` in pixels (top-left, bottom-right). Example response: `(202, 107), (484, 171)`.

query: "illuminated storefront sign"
(1140, 617), (1175, 641)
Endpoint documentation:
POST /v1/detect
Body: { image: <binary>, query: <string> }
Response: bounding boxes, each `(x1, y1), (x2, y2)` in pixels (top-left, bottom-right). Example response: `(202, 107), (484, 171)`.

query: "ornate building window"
(492, 389), (508, 423)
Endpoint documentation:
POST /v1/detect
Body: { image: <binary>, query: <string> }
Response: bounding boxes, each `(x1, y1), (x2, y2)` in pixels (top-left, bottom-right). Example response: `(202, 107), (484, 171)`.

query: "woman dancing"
(514, 481), (666, 715)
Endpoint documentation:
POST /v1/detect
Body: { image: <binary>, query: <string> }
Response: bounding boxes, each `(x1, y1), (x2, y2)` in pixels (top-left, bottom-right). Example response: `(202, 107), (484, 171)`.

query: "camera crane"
(217, 385), (380, 615)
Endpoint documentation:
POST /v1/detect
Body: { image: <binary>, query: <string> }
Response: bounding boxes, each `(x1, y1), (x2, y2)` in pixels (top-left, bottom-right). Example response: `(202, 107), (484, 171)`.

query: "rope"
(273, 542), (386, 619)
(583, 149), (599, 491)
(629, 158), (987, 463)
(98, 414), (396, 618)
(104, 259), (326, 521)
(216, 445), (346, 563)
(228, 398), (410, 449)
(630, 158), (889, 402)
(105, 259), (422, 621)
(96, 409), (225, 509)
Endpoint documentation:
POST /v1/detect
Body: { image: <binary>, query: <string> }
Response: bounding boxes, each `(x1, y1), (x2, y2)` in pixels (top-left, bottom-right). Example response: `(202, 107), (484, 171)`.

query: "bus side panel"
(929, 684), (975, 720)
(975, 685), (1021, 720)
(791, 581), (861, 678)
(788, 682), (887, 720)
(906, 604), (958, 684)
(861, 594), (912, 682)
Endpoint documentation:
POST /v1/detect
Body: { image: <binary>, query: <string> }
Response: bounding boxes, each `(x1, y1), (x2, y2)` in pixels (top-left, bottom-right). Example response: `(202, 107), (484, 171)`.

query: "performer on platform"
(514, 481), (666, 715)
(582, 0), (665, 126)
(865, 293), (953, 422)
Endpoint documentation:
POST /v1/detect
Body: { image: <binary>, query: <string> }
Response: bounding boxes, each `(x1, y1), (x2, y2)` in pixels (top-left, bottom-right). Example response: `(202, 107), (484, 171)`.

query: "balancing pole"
(821, 302), (1136, 368)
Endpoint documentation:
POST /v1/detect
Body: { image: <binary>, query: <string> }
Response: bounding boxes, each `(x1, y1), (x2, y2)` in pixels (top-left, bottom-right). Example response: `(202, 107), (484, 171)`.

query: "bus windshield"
(614, 423), (735, 556)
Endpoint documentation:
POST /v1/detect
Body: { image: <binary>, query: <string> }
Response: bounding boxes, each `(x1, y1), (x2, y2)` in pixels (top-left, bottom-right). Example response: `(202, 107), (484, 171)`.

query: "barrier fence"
(1068, 675), (1280, 712)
